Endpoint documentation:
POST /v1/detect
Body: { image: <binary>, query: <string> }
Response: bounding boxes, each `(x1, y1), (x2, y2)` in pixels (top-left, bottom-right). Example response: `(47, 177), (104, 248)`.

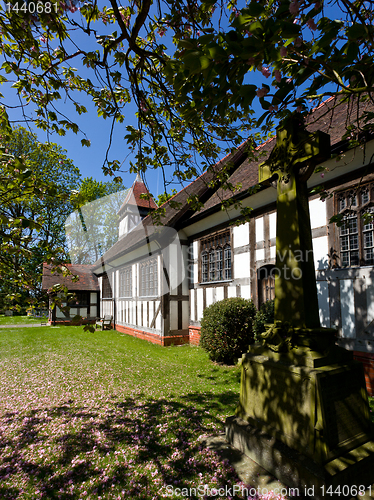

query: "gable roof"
(93, 96), (373, 268)
(190, 95), (374, 218)
(42, 263), (100, 292)
(118, 173), (157, 215)
(93, 140), (251, 268)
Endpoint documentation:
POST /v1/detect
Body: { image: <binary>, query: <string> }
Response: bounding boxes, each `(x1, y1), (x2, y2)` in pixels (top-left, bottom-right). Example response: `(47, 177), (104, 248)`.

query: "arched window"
(257, 265), (275, 306)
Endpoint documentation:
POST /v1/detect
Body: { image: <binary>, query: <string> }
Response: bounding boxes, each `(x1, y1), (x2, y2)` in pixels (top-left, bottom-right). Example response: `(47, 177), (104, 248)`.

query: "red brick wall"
(189, 326), (201, 346)
(115, 324), (189, 346)
(353, 351), (374, 397)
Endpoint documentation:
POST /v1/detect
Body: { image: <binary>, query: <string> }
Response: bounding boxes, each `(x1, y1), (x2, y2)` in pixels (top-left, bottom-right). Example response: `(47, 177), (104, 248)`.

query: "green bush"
(253, 299), (275, 342)
(199, 297), (257, 364)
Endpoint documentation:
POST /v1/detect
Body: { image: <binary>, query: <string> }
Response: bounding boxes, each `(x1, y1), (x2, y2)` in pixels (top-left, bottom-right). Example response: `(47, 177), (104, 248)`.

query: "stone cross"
(259, 114), (330, 330)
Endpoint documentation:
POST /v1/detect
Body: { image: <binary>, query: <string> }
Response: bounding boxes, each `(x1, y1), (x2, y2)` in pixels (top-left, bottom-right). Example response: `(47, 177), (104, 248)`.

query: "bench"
(95, 315), (113, 330)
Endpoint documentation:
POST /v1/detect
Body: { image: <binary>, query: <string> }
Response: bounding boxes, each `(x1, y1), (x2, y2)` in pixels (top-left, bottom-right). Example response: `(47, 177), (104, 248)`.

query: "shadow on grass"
(0, 391), (243, 499)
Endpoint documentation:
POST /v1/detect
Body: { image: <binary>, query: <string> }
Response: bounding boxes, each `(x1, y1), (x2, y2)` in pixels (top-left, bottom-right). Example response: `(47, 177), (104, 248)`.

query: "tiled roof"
(93, 141), (250, 267)
(93, 96), (373, 267)
(118, 174), (157, 215)
(42, 263), (100, 291)
(191, 96), (374, 216)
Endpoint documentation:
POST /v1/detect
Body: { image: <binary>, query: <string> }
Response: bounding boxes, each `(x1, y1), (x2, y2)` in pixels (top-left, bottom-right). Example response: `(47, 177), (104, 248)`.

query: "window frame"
(139, 256), (159, 297)
(336, 183), (374, 267)
(199, 229), (232, 283)
(119, 266), (132, 298)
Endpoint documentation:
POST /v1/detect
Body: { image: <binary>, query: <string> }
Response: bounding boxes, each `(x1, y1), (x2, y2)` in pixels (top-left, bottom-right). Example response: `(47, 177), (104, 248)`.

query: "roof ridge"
(312, 95), (336, 112)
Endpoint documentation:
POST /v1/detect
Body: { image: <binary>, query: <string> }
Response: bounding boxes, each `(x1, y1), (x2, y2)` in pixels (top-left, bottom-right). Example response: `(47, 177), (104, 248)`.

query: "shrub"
(253, 299), (275, 342)
(199, 297), (257, 364)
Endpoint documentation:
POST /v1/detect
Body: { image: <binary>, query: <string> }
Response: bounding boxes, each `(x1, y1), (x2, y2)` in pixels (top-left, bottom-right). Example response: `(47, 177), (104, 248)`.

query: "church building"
(45, 96), (374, 396)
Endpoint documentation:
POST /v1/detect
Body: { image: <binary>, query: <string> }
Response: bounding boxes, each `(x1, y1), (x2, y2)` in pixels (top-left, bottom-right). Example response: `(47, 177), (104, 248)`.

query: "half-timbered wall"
(98, 240), (189, 345)
(53, 291), (100, 322)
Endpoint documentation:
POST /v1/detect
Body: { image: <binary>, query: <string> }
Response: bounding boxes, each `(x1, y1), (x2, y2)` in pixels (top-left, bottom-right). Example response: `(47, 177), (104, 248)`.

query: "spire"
(117, 174), (157, 239)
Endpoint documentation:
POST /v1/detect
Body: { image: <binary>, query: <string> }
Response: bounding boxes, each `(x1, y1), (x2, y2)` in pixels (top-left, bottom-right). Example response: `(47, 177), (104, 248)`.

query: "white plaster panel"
(90, 306), (97, 318)
(149, 301), (154, 327)
(256, 217), (264, 242)
(131, 301), (135, 325)
(143, 302), (147, 327)
(339, 279), (356, 338)
(216, 287), (224, 302)
(116, 270), (119, 297)
(269, 212), (277, 240)
(240, 285), (251, 299)
(366, 277), (374, 324)
(234, 252), (250, 279)
(206, 287), (213, 308)
(233, 223), (249, 248)
(70, 308), (78, 317)
(255, 248), (265, 262)
(128, 301), (132, 324)
(316, 281), (330, 328)
(190, 289), (195, 322)
(170, 301), (178, 331)
(270, 246), (276, 259)
(228, 286), (237, 298)
(56, 307), (65, 319)
(169, 243), (179, 295)
(309, 198), (327, 229)
(197, 288), (204, 321)
(182, 245), (189, 295)
(312, 236), (328, 270)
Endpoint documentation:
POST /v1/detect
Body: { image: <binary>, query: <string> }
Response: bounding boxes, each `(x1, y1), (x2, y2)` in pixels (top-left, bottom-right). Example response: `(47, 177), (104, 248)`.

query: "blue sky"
(1, 1), (346, 196)
(1, 1), (270, 196)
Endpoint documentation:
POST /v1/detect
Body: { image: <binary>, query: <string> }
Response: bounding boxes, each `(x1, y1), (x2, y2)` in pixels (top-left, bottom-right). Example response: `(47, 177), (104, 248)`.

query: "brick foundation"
(189, 325), (201, 346)
(115, 324), (189, 346)
(354, 351), (374, 397)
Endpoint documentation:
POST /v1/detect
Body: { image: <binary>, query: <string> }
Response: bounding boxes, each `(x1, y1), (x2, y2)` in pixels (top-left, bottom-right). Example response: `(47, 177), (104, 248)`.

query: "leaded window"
(337, 183), (374, 267)
(200, 230), (232, 282)
(119, 266), (132, 298)
(140, 257), (158, 297)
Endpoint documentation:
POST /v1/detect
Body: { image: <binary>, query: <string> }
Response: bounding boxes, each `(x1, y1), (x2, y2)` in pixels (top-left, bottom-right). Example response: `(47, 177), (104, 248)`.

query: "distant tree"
(66, 177), (126, 264)
(0, 117), (80, 311)
(0, 0), (372, 206)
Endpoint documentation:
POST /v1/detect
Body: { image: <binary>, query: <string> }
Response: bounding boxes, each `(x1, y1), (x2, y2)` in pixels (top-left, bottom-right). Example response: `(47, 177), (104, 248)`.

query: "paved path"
(204, 434), (374, 500)
(0, 323), (50, 328)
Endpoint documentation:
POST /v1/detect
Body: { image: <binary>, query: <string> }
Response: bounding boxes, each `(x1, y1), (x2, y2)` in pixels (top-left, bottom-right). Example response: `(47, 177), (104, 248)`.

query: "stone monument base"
(226, 416), (374, 500)
(226, 334), (374, 499)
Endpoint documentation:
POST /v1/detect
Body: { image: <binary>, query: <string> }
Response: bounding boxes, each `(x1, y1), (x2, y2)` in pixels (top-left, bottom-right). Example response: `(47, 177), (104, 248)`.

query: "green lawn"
(0, 326), (244, 499)
(0, 315), (47, 325)
(1, 326), (373, 500)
